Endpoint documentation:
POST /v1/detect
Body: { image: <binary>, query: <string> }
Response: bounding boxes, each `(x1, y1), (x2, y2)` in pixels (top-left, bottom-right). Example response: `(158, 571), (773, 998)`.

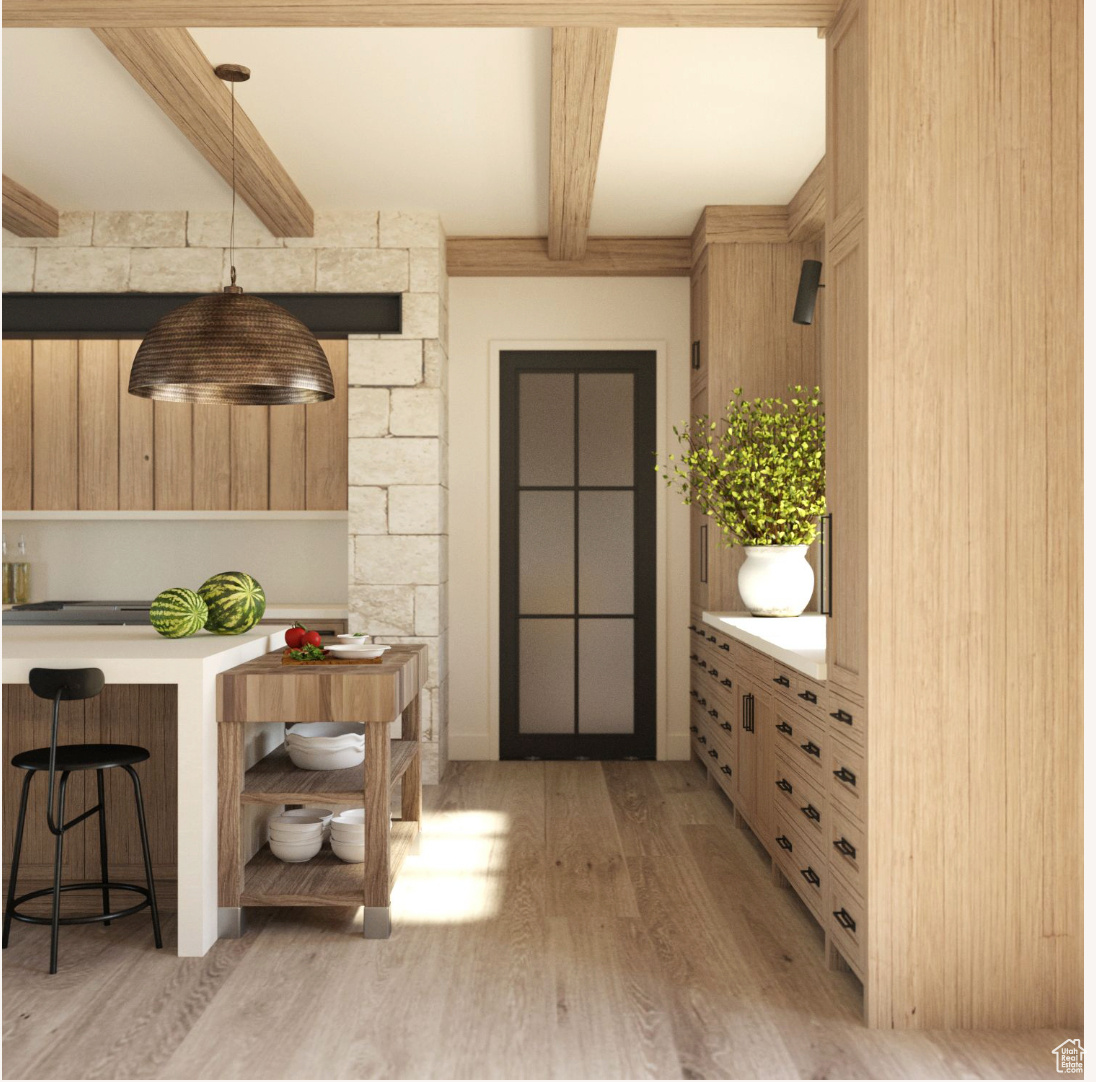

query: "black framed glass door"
(499, 350), (656, 760)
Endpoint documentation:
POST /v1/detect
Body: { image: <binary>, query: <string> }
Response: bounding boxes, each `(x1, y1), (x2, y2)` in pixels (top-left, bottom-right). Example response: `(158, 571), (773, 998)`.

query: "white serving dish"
(276, 807), (334, 838)
(323, 644), (392, 660)
(287, 723), (365, 741)
(269, 836), (322, 863)
(331, 808), (366, 826)
(286, 733), (364, 753)
(330, 825), (365, 841)
(286, 744), (364, 771)
(336, 633), (372, 644)
(330, 838), (365, 864)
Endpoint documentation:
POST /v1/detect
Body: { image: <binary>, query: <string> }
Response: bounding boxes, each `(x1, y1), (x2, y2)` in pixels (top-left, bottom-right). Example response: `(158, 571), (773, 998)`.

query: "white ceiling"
(2, 27), (824, 237)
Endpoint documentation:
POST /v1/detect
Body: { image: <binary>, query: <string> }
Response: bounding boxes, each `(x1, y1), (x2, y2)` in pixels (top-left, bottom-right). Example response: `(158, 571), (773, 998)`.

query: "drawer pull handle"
(709, 668), (720, 678)
(708, 748), (719, 759)
(833, 766), (857, 786)
(707, 635), (717, 643)
(698, 697), (707, 707)
(688, 624), (697, 631)
(690, 689), (699, 699)
(720, 721), (733, 732)
(708, 708), (719, 719)
(689, 725), (698, 733)
(801, 741), (821, 758)
(798, 689), (818, 704)
(833, 908), (857, 932)
(776, 778), (793, 793)
(776, 722), (794, 735)
(698, 660), (707, 669)
(720, 765), (732, 776)
(721, 678), (734, 688)
(833, 837), (857, 859)
(776, 835), (793, 851)
(698, 735), (707, 744)
(690, 653), (699, 661)
(801, 803), (821, 822)
(773, 674), (791, 688)
(800, 866), (821, 887)
(693, 627), (704, 636)
(830, 708), (854, 725)
(718, 642), (730, 652)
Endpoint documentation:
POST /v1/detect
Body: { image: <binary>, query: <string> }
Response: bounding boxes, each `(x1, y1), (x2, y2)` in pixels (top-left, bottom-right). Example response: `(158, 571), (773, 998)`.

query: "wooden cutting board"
(280, 650), (383, 666)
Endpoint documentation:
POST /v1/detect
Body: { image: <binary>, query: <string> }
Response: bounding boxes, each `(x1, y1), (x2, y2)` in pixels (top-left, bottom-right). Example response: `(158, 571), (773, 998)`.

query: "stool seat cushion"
(12, 744), (151, 772)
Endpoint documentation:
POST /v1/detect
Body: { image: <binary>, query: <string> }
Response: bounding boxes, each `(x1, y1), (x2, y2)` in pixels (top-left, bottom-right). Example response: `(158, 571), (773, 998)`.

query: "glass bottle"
(12, 534), (30, 605)
(1, 535), (12, 605)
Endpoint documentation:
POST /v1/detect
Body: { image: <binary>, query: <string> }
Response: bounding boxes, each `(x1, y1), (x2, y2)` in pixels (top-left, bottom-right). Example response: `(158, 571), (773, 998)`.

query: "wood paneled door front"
(499, 350), (656, 761)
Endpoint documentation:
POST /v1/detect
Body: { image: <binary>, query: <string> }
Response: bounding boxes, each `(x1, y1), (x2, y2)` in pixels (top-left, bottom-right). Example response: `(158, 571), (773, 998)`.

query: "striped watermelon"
(198, 571), (266, 635)
(150, 587), (208, 638)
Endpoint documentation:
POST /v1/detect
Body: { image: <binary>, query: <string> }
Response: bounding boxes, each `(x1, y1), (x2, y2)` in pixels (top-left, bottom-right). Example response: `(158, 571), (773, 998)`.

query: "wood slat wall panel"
(77, 339), (120, 510)
(153, 400), (193, 509)
(30, 339), (79, 509)
(118, 339), (155, 510)
(230, 407), (270, 510)
(192, 403), (232, 510)
(305, 339), (348, 510)
(268, 404), (306, 510)
(2, 340), (33, 510)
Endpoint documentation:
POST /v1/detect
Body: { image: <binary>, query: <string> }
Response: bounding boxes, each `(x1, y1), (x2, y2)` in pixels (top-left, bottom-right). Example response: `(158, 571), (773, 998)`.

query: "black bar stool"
(3, 667), (163, 973)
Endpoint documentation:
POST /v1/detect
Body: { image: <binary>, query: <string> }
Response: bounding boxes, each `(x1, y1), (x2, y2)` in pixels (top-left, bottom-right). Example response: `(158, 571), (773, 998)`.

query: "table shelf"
(241, 741), (419, 805)
(240, 820), (418, 907)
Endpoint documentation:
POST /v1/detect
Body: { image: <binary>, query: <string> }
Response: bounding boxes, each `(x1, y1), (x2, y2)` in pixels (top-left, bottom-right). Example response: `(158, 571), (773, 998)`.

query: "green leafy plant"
(657, 385), (826, 546)
(288, 643), (327, 661)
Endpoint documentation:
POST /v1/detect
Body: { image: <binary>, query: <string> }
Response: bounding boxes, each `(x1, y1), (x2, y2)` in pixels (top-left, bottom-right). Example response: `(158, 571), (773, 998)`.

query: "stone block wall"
(4, 207), (450, 782)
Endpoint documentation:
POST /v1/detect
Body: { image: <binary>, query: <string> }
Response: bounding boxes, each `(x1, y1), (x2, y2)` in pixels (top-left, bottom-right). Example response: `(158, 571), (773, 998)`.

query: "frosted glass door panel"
(519, 619), (574, 733)
(578, 373), (633, 486)
(578, 620), (634, 733)
(519, 491), (573, 613)
(578, 490), (633, 614)
(520, 372), (574, 486)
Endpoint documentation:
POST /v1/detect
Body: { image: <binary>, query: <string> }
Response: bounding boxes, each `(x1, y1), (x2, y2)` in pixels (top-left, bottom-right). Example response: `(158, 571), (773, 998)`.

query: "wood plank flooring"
(2, 761), (1076, 1080)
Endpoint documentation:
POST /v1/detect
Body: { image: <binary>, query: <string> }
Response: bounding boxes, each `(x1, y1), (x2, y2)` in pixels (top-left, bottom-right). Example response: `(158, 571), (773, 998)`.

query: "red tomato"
(303, 630), (323, 648)
(285, 626), (307, 649)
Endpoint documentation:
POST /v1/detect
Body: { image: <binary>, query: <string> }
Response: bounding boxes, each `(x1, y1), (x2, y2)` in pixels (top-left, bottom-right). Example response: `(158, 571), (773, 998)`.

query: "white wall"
(2, 518), (348, 604)
(447, 277), (691, 761)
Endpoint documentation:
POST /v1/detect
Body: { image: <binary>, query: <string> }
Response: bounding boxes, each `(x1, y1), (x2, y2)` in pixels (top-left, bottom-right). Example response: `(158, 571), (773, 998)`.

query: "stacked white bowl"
(286, 723), (365, 770)
(277, 806), (334, 839)
(329, 808), (366, 863)
(268, 813), (325, 862)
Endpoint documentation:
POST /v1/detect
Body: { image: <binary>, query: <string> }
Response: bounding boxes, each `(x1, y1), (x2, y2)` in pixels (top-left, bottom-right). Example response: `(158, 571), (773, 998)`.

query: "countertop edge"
(700, 610), (827, 682)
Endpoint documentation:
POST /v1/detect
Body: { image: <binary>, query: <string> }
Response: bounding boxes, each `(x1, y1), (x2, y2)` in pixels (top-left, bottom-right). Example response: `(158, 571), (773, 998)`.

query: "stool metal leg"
(49, 772), (70, 974)
(123, 766), (162, 949)
(95, 770), (111, 926)
(3, 771), (34, 949)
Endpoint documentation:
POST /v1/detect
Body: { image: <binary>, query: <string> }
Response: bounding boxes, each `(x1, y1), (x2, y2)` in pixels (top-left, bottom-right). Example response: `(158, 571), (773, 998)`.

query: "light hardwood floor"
(2, 761), (1076, 1079)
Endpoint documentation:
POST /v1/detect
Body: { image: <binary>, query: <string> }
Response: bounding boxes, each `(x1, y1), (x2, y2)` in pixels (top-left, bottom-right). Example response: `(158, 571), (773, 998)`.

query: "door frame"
(483, 339), (678, 762)
(498, 350), (657, 760)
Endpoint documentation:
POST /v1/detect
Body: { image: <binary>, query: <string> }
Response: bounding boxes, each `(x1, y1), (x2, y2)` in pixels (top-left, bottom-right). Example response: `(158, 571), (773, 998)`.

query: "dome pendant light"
(128, 63), (334, 405)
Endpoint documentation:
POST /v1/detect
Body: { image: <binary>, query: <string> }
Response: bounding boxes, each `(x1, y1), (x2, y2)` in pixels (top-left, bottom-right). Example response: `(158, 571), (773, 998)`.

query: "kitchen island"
(1, 624), (286, 956)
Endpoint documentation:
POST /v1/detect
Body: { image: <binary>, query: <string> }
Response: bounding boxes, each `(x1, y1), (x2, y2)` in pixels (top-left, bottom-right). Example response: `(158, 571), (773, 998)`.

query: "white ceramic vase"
(738, 545), (814, 617)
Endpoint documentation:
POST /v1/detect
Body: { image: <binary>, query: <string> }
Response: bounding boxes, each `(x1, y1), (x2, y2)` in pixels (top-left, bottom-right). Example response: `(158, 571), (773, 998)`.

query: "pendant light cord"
(229, 81), (237, 287)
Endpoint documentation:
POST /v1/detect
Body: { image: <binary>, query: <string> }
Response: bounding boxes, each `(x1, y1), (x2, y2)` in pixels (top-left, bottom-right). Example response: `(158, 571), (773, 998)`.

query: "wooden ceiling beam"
(4, 3), (840, 29)
(548, 28), (617, 261)
(447, 236), (691, 276)
(2, 176), (60, 237)
(92, 28), (313, 237)
(786, 156), (825, 241)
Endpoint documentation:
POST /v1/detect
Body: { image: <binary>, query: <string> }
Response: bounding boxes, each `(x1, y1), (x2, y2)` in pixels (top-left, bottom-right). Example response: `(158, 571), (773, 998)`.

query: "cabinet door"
(77, 340), (120, 510)
(118, 340), (155, 510)
(752, 690), (775, 848)
(734, 685), (758, 824)
(825, 224), (868, 698)
(690, 252), (709, 392)
(305, 339), (349, 510)
(2, 340), (32, 510)
(31, 340), (79, 509)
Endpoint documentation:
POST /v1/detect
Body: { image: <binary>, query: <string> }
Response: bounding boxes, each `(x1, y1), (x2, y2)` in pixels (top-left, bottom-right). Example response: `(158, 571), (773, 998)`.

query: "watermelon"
(198, 571), (266, 635)
(150, 587), (208, 638)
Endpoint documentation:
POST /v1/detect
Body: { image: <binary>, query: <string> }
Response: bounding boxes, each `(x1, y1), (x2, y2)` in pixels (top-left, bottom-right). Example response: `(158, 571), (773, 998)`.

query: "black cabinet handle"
(720, 765), (732, 776)
(698, 697), (707, 707)
(698, 659), (707, 669)
(720, 721), (733, 732)
(801, 804), (821, 823)
(707, 635), (717, 643)
(721, 678), (733, 688)
(708, 708), (719, 719)
(833, 908), (856, 932)
(833, 766), (857, 786)
(690, 689), (699, 699)
(776, 835), (793, 851)
(693, 627), (704, 636)
(708, 748), (719, 759)
(833, 837), (857, 859)
(800, 866), (821, 887)
(689, 724), (698, 733)
(718, 642), (730, 652)
(690, 653), (699, 661)
(691, 339), (701, 370)
(776, 778), (793, 793)
(698, 735), (707, 744)
(830, 708), (854, 725)
(776, 721), (794, 735)
(773, 674), (791, 688)
(801, 741), (821, 758)
(688, 624), (697, 631)
(709, 668), (720, 678)
(798, 689), (818, 704)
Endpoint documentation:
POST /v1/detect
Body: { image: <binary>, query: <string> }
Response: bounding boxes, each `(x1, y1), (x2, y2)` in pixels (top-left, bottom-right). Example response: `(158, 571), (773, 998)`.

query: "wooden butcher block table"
(217, 644), (426, 938)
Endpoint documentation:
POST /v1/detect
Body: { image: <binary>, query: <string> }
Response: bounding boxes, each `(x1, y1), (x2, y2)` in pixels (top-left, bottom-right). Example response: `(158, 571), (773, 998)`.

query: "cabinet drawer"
(773, 748), (828, 847)
(792, 671), (826, 721)
(773, 807), (826, 920)
(828, 868), (865, 978)
(828, 803), (865, 898)
(828, 732), (865, 823)
(826, 687), (865, 748)
(699, 656), (737, 699)
(701, 694), (737, 749)
(772, 702), (827, 780)
(770, 662), (797, 700)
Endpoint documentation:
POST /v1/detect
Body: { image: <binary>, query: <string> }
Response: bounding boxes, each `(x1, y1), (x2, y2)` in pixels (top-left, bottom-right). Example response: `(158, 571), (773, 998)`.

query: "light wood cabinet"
(0, 338), (348, 512)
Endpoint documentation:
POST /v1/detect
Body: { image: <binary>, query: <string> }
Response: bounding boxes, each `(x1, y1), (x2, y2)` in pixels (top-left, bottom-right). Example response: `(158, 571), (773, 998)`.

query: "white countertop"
(701, 611), (827, 681)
